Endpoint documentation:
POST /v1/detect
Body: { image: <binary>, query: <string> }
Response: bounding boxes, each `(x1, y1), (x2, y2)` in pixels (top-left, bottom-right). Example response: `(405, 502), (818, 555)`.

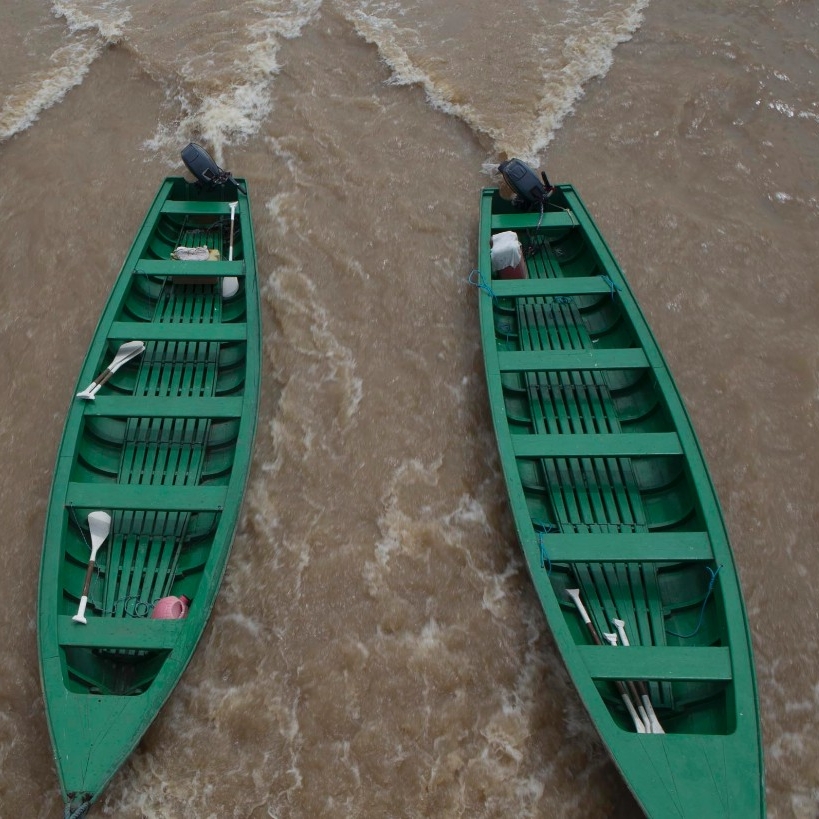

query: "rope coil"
(65, 799), (91, 819)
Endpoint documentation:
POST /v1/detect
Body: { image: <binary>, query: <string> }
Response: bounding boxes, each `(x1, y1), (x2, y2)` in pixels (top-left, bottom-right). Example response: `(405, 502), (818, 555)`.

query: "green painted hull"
(477, 187), (764, 817)
(37, 178), (261, 812)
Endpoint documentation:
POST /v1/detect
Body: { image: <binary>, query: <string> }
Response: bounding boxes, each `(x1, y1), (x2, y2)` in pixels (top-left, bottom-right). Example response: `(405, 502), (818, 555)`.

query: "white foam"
(265, 264), (364, 435)
(0, 36), (102, 141)
(219, 610), (264, 639)
(443, 493), (490, 528)
(265, 192), (295, 233)
(348, 10), (482, 134)
(766, 98), (819, 125)
(51, 0), (132, 39)
(770, 100), (796, 118)
(0, 2), (133, 141)
(367, 456), (439, 573)
(481, 559), (522, 619)
(144, 0), (322, 162)
(0, 0), (140, 140)
(346, 0), (649, 160)
(527, 0), (650, 159)
(790, 791), (819, 819)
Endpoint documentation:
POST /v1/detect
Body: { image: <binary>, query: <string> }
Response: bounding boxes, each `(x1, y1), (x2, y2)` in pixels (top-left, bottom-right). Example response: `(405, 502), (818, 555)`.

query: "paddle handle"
(566, 588), (595, 630)
(84, 356), (128, 393)
(76, 375), (107, 400)
(73, 596), (89, 624)
(79, 558), (96, 594)
(77, 359), (125, 398)
(568, 590), (646, 733)
(85, 367), (114, 393)
(71, 550), (100, 625)
(228, 201), (238, 262)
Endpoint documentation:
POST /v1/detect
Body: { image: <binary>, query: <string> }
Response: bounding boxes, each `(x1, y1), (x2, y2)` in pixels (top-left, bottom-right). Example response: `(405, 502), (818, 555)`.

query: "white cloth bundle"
(171, 246), (221, 261)
(490, 231), (522, 271)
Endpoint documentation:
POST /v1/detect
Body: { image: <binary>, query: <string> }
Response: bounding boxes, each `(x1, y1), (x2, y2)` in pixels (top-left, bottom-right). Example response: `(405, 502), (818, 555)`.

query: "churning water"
(1, 1), (817, 816)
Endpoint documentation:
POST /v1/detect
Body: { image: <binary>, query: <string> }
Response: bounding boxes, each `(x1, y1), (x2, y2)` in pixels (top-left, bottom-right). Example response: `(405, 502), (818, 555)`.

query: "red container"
(490, 230), (528, 279)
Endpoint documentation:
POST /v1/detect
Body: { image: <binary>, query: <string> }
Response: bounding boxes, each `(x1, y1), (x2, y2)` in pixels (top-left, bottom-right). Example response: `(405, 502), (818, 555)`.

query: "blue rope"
(99, 595), (156, 618)
(467, 269), (497, 301)
(600, 275), (622, 300)
(533, 521), (554, 574)
(666, 564), (723, 638)
(497, 321), (514, 342)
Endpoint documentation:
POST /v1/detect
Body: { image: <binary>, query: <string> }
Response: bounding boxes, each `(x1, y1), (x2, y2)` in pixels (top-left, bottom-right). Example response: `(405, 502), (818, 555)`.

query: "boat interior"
(57, 181), (249, 696)
(488, 190), (733, 736)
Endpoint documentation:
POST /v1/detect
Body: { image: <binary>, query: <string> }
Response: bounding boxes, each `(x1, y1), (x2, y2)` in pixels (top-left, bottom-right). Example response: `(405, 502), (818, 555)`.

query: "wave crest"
(343, 0), (649, 161)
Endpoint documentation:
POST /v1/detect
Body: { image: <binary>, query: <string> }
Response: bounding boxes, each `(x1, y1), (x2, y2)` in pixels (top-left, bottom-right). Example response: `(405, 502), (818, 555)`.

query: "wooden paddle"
(72, 511), (112, 624)
(76, 340), (145, 400)
(602, 631), (654, 732)
(567, 588), (646, 734)
(612, 618), (665, 733)
(222, 201), (239, 298)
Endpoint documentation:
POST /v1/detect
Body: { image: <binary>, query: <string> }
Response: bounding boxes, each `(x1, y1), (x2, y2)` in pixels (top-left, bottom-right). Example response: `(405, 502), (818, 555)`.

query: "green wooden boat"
(475, 178), (764, 817)
(37, 173), (260, 816)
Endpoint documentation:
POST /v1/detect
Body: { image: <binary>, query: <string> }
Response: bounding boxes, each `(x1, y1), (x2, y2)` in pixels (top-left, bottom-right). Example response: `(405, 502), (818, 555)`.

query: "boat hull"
(37, 177), (261, 810)
(476, 186), (764, 817)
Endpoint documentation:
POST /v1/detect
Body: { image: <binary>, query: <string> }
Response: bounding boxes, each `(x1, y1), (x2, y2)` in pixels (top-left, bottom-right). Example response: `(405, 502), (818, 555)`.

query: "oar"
(76, 340), (145, 400)
(602, 631), (653, 733)
(612, 618), (665, 734)
(566, 588), (646, 734)
(72, 511), (112, 624)
(222, 201), (239, 298)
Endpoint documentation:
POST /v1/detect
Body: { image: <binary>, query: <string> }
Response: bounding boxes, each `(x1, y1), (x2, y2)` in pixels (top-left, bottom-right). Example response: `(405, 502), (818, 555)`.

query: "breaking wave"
(2, 0), (648, 160)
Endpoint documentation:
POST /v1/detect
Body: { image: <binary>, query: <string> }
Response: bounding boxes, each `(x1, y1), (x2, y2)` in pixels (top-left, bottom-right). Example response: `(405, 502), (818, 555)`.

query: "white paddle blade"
(222, 277), (240, 298)
(88, 511), (112, 548)
(622, 694), (647, 734)
(75, 341), (145, 399)
(107, 340), (145, 373)
(72, 596), (89, 624)
(642, 696), (665, 734)
(636, 702), (651, 730)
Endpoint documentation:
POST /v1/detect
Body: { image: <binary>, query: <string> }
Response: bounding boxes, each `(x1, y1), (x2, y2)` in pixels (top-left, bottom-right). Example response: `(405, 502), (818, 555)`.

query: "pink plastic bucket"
(151, 595), (190, 620)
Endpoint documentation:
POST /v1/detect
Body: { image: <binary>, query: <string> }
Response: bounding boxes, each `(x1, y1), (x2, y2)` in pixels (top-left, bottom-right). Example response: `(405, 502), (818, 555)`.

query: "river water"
(1, 1), (817, 817)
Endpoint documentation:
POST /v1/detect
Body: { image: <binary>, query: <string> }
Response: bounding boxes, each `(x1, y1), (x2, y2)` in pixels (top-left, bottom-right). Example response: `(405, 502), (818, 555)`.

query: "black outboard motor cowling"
(498, 158), (554, 209)
(181, 143), (246, 194)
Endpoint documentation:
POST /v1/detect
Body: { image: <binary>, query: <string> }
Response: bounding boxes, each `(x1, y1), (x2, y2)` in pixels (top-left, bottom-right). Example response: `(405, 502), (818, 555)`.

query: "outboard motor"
(181, 143), (246, 194)
(498, 158), (554, 209)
